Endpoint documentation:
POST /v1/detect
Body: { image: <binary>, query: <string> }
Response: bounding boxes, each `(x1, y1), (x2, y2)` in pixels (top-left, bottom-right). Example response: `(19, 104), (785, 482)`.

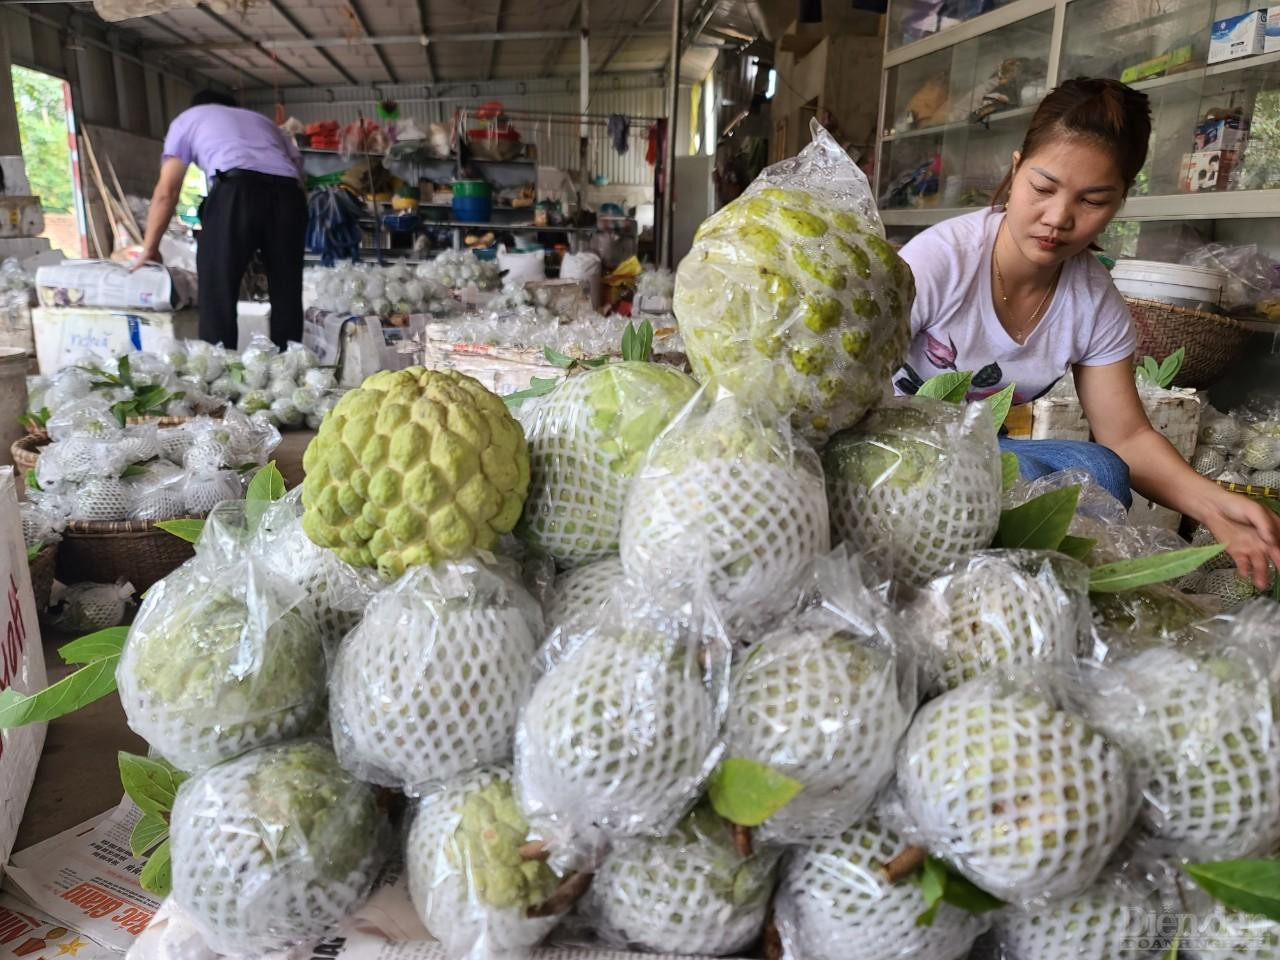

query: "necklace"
(993, 226), (1061, 345)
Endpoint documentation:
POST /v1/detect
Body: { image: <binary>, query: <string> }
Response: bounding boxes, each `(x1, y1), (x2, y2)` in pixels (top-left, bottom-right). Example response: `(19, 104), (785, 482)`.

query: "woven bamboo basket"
(11, 434), (48, 474)
(1217, 479), (1280, 500)
(1126, 297), (1252, 390)
(23, 410), (220, 440)
(28, 542), (57, 612)
(57, 517), (199, 594)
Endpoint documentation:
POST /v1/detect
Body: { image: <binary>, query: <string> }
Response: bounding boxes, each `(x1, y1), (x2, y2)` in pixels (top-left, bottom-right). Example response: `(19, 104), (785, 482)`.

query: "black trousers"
(197, 172), (307, 348)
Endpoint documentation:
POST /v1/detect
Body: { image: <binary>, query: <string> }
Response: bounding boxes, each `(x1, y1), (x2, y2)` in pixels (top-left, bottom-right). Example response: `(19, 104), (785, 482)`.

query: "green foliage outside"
(11, 66), (73, 213)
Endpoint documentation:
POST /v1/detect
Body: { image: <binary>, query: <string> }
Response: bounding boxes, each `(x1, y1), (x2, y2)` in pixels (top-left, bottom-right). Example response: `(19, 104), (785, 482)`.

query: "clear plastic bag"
(823, 396), (1001, 587)
(329, 559), (543, 794)
(724, 545), (917, 844)
(1181, 242), (1280, 312)
(20, 500), (66, 549)
(896, 669), (1136, 904)
(50, 581), (134, 632)
(183, 469), (244, 515)
(406, 766), (565, 960)
(540, 556), (625, 649)
(126, 460), (188, 521)
(517, 361), (700, 568)
(169, 740), (386, 956)
(672, 120), (912, 443)
(70, 475), (132, 521)
(619, 385), (830, 633)
(775, 812), (989, 960)
(45, 396), (121, 442)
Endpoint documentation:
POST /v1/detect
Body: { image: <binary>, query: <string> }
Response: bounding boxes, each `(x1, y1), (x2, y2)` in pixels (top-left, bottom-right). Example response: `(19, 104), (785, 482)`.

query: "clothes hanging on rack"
(645, 121), (663, 167)
(608, 114), (630, 154)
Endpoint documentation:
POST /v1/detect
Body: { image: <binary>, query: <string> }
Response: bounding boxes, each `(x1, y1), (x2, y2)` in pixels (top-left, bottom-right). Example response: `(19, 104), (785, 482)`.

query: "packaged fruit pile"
(20, 124), (1279, 960)
(304, 262), (468, 319)
(1191, 397), (1280, 490)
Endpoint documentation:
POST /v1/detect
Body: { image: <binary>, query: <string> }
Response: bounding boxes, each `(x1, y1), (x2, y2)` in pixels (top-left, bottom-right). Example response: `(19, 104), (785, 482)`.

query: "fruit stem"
(519, 840), (550, 861)
(527, 871), (593, 918)
(732, 823), (753, 858)
(762, 907), (782, 960)
(881, 846), (927, 884)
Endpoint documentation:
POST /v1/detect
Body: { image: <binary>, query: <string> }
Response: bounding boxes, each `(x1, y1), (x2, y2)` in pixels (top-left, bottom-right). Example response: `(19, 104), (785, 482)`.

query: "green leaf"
(939, 873), (1004, 914)
(138, 838), (172, 897)
(985, 383), (1016, 431)
(917, 371), (974, 404)
(579, 355), (610, 368)
(25, 544), (39, 563)
(1137, 356), (1160, 384)
(707, 757), (804, 827)
(918, 857), (946, 907)
(246, 461), (286, 504)
(0, 656), (120, 728)
(1157, 347), (1185, 387)
(543, 346), (575, 369)
(994, 485), (1080, 551)
(1001, 452), (1020, 492)
(118, 752), (187, 817)
(121, 464), (147, 478)
(155, 519), (205, 543)
(129, 812), (169, 858)
(25, 469), (41, 493)
(117, 354), (133, 388)
(1163, 918), (1185, 960)
(621, 320), (655, 362)
(1057, 535), (1097, 563)
(1186, 859), (1280, 923)
(58, 626), (128, 664)
(1088, 545), (1227, 593)
(503, 376), (561, 408)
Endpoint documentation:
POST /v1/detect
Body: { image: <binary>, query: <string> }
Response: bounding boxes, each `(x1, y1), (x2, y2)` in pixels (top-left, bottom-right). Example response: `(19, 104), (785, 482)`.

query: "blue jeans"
(999, 438), (1133, 508)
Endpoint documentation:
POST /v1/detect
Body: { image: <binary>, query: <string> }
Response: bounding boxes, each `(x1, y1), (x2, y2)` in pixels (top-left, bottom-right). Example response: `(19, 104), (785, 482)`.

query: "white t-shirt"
(892, 208), (1136, 405)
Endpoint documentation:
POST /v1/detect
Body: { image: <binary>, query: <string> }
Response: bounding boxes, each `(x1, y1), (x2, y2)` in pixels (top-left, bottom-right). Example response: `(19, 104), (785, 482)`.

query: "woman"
(893, 77), (1280, 589)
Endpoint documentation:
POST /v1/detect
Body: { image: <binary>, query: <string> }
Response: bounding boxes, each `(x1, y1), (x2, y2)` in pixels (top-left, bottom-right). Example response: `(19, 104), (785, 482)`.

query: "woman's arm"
(1075, 359), (1280, 588)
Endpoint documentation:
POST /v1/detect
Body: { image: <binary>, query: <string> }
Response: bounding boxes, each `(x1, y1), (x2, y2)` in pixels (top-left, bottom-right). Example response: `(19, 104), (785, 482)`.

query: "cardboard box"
(1267, 7), (1280, 51)
(1180, 150), (1239, 191)
(31, 306), (198, 374)
(0, 199), (42, 241)
(1120, 45), (1193, 83)
(1193, 116), (1249, 154)
(1208, 10), (1266, 63)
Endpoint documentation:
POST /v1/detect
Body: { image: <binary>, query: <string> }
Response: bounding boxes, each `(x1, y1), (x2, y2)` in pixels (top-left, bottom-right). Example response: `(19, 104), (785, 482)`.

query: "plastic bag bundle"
(619, 385), (830, 631)
(896, 670), (1135, 904)
(241, 334), (277, 388)
(116, 547), (325, 771)
(126, 351), (177, 389)
(1082, 600), (1280, 861)
(50, 581), (134, 632)
(775, 814), (989, 960)
(40, 367), (94, 414)
(823, 396), (1001, 587)
(183, 469), (244, 515)
(724, 546), (916, 844)
(517, 362), (700, 568)
(181, 341), (228, 385)
(157, 424), (191, 463)
(118, 422), (161, 464)
(406, 766), (564, 960)
(330, 559), (542, 794)
(1088, 583), (1214, 656)
(582, 802), (782, 956)
(416, 250), (502, 291)
(170, 740), (386, 956)
(70, 475), (132, 521)
(1198, 406), (1247, 450)
(913, 550), (1089, 694)
(635, 268), (675, 301)
(45, 396), (121, 441)
(126, 461), (189, 521)
(20, 500), (66, 549)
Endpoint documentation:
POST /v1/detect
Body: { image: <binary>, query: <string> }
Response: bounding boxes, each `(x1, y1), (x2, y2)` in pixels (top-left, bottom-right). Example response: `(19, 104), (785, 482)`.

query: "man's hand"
(126, 245), (161, 273)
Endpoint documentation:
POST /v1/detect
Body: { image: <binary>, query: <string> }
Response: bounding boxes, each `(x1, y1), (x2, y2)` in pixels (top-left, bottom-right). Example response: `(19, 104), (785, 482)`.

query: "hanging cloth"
(607, 114), (630, 154)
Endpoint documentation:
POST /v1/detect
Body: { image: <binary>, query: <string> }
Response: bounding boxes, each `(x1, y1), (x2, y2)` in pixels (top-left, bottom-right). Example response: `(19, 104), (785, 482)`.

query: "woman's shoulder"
(899, 209), (997, 270)
(1065, 248), (1126, 305)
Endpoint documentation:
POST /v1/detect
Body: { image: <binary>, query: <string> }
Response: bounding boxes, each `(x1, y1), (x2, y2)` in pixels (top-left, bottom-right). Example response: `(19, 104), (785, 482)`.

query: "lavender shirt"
(162, 104), (303, 181)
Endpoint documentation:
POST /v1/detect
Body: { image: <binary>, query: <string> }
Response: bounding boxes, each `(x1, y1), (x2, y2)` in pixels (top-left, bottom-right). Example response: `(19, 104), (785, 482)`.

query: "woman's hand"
(1197, 490), (1280, 591)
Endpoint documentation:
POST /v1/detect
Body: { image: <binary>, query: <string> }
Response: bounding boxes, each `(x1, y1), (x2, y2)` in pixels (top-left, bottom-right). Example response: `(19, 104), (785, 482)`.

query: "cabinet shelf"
(881, 104), (1037, 142)
(1128, 50), (1280, 95)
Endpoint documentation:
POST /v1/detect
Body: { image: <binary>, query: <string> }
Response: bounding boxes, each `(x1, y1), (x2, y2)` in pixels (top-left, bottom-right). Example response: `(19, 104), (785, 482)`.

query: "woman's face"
(1004, 136), (1126, 268)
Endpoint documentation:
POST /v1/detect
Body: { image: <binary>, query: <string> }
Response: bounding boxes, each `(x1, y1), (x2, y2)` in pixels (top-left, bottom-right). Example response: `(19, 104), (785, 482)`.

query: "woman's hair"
(991, 77), (1151, 206)
(191, 89), (237, 108)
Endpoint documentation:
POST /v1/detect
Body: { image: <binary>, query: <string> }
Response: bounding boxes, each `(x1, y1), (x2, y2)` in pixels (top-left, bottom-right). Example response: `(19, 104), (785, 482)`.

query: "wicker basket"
(28, 542), (56, 611)
(56, 517), (199, 594)
(11, 434), (48, 474)
(1126, 297), (1252, 389)
(1217, 479), (1280, 500)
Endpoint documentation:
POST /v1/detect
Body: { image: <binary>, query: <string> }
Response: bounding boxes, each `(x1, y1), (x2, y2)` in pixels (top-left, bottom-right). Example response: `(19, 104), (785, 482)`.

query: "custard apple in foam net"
(1249, 468), (1280, 490)
(170, 740), (384, 956)
(582, 802), (781, 956)
(726, 622), (911, 844)
(898, 673), (1134, 903)
(1199, 569), (1260, 609)
(330, 561), (541, 792)
(915, 550), (1089, 694)
(183, 469), (243, 515)
(517, 362), (699, 567)
(117, 563), (326, 771)
(516, 623), (720, 856)
(619, 389), (829, 630)
(1243, 433), (1280, 471)
(775, 816), (987, 960)
(303, 367), (530, 579)
(70, 476), (131, 522)
(672, 125), (911, 444)
(406, 766), (561, 960)
(1191, 446), (1228, 478)
(541, 556), (625, 650)
(823, 397), (1001, 587)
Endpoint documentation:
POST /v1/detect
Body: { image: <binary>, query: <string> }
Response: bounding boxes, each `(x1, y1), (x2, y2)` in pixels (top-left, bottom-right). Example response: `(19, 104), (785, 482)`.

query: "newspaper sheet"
(34, 262), (173, 312)
(0, 891), (116, 960)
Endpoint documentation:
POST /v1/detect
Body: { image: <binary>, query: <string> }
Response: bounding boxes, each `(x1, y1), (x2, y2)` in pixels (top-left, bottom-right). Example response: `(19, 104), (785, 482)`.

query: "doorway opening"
(11, 65), (86, 258)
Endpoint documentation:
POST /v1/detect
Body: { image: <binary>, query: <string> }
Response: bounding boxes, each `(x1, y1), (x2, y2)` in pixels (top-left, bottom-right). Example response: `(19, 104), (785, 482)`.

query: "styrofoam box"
(0, 199), (43, 241)
(32, 306), (198, 374)
(0, 467), (47, 868)
(0, 158), (30, 197)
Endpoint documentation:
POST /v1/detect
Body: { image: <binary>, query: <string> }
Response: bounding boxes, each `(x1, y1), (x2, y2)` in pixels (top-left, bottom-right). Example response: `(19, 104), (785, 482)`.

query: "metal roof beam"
(144, 9), (275, 89)
(195, 2), (313, 86)
(341, 0), (398, 83)
(414, 0), (436, 84)
(264, 0), (358, 85)
(539, 0), (581, 76)
(486, 0), (505, 80)
(595, 0), (663, 75)
(142, 27), (672, 52)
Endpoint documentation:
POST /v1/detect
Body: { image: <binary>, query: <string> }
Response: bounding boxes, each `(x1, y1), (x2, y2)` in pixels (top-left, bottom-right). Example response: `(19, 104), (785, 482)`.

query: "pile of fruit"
(1191, 399), (1280, 489)
(304, 262), (465, 319)
(17, 125), (1279, 960)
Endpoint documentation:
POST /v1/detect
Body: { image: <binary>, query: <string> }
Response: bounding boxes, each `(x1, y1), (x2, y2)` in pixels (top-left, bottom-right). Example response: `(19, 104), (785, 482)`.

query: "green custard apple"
(897, 674), (1133, 902)
(582, 802), (782, 956)
(775, 816), (987, 960)
(302, 367), (530, 579)
(406, 767), (562, 958)
(673, 155), (913, 443)
(517, 362), (699, 567)
(170, 741), (385, 956)
(823, 397), (1001, 587)
(992, 872), (1162, 960)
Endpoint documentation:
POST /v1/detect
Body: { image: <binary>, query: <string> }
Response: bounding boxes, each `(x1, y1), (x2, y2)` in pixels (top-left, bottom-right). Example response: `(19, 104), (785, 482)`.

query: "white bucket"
(1112, 259), (1229, 309)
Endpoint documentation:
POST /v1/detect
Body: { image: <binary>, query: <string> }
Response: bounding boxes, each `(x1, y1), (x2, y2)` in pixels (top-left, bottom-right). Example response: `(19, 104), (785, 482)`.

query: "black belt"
(212, 168), (300, 187)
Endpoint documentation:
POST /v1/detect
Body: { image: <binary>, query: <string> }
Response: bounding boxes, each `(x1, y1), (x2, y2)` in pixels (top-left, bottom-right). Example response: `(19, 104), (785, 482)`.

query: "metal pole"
(661, 0), (682, 269)
(579, 0), (589, 210)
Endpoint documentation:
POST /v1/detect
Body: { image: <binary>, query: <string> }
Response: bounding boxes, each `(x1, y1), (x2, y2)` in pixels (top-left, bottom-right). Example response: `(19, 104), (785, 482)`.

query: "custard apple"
(72, 476), (130, 521)
(672, 127), (912, 443)
(915, 550), (1089, 694)
(1199, 569), (1260, 609)
(516, 624), (719, 856)
(725, 622), (911, 844)
(330, 562), (541, 792)
(518, 362), (699, 567)
(183, 470), (243, 515)
(897, 674), (1133, 902)
(1199, 415), (1245, 449)
(992, 872), (1162, 960)
(1191, 446), (1228, 477)
(775, 816), (987, 960)
(823, 397), (1001, 587)
(302, 367), (530, 578)
(619, 390), (829, 630)
(407, 767), (561, 959)
(582, 802), (781, 956)
(170, 741), (384, 956)
(117, 563), (326, 770)
(1243, 433), (1280, 471)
